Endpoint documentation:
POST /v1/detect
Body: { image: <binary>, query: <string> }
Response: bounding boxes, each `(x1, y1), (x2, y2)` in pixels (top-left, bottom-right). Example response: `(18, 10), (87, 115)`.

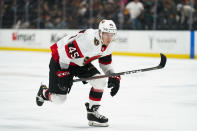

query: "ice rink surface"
(0, 51), (197, 131)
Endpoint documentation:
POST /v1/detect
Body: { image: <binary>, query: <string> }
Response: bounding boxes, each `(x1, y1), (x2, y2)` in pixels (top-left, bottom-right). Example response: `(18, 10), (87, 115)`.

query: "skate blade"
(88, 121), (109, 127)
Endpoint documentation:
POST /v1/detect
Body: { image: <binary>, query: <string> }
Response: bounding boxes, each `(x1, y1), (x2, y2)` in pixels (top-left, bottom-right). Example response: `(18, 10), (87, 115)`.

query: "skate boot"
(85, 102), (109, 127)
(36, 84), (48, 106)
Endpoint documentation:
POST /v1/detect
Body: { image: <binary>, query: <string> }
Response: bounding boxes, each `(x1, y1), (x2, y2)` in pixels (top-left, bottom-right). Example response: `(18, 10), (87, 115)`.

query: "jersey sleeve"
(75, 29), (96, 57)
(57, 34), (85, 69)
(64, 40), (84, 59)
(99, 54), (114, 75)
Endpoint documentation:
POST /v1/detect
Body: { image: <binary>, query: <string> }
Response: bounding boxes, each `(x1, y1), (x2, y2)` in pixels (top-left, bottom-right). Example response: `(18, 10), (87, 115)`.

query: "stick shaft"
(73, 53), (167, 82)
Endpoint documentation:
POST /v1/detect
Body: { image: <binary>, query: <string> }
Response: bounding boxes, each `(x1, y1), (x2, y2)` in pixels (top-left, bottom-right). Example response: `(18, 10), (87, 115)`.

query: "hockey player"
(36, 19), (121, 127)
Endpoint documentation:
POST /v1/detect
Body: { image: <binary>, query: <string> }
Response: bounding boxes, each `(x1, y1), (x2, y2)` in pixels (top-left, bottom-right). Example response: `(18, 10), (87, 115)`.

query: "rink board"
(195, 31), (197, 58)
(0, 29), (194, 59)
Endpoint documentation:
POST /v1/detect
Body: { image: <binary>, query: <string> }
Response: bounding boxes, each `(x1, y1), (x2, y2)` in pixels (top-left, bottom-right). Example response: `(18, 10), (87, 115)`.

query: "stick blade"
(159, 53), (167, 68)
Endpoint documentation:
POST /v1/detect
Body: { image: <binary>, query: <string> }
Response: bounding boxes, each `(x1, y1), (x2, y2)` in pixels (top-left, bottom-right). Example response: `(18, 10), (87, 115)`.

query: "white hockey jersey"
(50, 29), (114, 74)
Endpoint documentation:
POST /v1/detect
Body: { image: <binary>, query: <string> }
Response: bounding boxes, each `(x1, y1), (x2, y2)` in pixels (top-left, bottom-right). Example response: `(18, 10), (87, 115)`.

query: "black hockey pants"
(49, 57), (100, 94)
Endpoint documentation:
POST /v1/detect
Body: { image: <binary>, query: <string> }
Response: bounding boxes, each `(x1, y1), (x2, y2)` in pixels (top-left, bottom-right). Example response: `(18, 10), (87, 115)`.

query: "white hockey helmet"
(99, 19), (117, 34)
(98, 19), (117, 42)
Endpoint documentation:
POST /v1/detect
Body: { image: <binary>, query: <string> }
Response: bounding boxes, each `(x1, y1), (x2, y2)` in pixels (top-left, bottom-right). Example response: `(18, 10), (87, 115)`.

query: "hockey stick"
(73, 53), (167, 82)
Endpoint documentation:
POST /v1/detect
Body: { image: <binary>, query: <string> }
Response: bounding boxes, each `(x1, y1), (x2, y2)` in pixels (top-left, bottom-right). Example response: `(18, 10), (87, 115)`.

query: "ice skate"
(36, 84), (48, 106)
(85, 103), (109, 127)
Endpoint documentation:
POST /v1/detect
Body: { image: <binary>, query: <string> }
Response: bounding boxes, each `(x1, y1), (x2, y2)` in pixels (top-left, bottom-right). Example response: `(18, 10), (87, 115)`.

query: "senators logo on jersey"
(83, 55), (102, 65)
(94, 38), (100, 46)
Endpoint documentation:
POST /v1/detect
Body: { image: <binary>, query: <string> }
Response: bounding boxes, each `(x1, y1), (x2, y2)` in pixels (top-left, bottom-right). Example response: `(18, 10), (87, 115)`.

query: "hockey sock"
(89, 87), (103, 108)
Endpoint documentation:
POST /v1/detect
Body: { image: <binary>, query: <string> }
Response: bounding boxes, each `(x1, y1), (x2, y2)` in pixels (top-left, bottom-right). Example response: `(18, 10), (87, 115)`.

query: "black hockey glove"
(56, 70), (73, 94)
(108, 76), (121, 97)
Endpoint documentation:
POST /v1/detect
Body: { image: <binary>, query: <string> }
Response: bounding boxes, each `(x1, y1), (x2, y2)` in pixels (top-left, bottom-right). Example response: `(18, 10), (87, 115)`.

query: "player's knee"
(88, 75), (107, 89)
(50, 94), (67, 104)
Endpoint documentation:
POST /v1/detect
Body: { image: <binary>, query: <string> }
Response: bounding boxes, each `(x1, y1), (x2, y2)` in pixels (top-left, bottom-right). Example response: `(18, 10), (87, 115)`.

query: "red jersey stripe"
(50, 43), (59, 63)
(84, 55), (102, 65)
(73, 40), (84, 58)
(65, 44), (72, 59)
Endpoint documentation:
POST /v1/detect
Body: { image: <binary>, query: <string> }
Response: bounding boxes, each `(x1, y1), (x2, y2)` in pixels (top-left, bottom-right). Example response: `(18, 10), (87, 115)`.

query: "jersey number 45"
(65, 40), (84, 59)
